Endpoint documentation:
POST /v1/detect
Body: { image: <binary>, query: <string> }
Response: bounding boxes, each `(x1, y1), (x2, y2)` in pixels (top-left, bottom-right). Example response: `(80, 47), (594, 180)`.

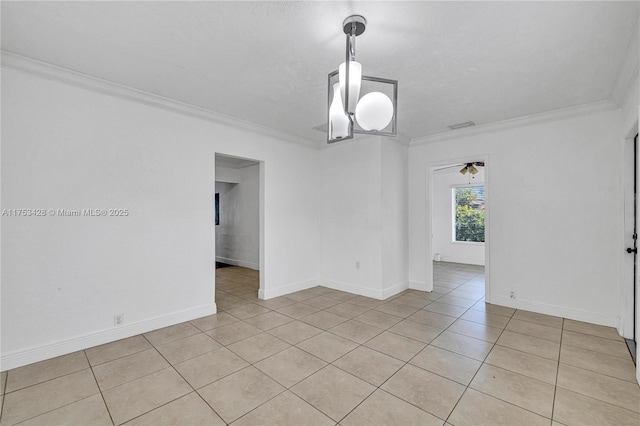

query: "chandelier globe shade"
(355, 91), (394, 131)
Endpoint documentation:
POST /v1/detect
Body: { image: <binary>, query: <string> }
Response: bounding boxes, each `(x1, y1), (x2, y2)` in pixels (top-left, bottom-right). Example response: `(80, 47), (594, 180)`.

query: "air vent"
(448, 121), (476, 130)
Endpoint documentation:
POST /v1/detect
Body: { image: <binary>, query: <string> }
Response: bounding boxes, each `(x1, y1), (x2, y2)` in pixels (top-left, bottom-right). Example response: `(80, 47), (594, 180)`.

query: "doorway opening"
(429, 158), (488, 308)
(214, 154), (263, 309)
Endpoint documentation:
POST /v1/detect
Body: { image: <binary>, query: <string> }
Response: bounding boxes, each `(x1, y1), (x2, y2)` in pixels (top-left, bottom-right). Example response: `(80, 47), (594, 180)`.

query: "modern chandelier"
(327, 15), (398, 144)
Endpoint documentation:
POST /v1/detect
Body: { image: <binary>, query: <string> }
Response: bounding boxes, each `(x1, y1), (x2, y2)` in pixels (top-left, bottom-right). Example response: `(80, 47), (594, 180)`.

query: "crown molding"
(1, 51), (319, 149)
(391, 133), (412, 147)
(378, 133), (412, 148)
(612, 13), (639, 108)
(410, 100), (619, 146)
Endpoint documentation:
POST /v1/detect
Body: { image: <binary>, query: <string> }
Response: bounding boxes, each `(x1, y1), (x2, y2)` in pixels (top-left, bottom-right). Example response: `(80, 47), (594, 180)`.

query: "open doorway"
(430, 159), (487, 307)
(214, 154), (262, 309)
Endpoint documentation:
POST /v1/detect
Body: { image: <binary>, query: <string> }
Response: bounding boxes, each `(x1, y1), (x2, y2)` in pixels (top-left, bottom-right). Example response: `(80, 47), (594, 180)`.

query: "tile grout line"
(333, 272), (487, 423)
(555, 351), (639, 383)
(224, 292), (430, 424)
(466, 314), (580, 421)
(442, 300), (515, 424)
(558, 335), (637, 382)
(0, 372), (6, 424)
(326, 298), (442, 423)
(5, 357), (118, 426)
(230, 299), (385, 424)
(489, 340), (558, 363)
(458, 387), (557, 423)
(450, 308), (590, 423)
(6, 392), (108, 426)
(226, 386), (294, 425)
(212, 295), (383, 424)
(550, 317), (565, 424)
(83, 350), (116, 426)
(87, 344), (152, 369)
(89, 341), (204, 393)
(126, 333), (230, 425)
(221, 289), (384, 425)
(553, 361), (640, 403)
(562, 327), (632, 344)
(95, 334), (209, 425)
(0, 365), (91, 396)
(335, 339), (446, 423)
(334, 295), (476, 424)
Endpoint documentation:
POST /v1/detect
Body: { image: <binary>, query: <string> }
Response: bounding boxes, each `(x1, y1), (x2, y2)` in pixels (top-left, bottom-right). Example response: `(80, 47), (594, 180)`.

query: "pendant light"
(327, 15), (398, 144)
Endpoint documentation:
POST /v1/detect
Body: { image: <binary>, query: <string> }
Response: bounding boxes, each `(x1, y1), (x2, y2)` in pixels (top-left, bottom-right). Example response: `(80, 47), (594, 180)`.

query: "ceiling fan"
(459, 162), (484, 175)
(435, 162), (485, 175)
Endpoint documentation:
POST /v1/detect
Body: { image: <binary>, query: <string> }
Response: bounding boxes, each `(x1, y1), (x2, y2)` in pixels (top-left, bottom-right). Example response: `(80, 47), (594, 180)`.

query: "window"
(453, 186), (485, 242)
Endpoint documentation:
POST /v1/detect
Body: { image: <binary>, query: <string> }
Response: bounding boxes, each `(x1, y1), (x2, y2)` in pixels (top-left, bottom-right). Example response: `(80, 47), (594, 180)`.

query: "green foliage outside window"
(455, 187), (485, 242)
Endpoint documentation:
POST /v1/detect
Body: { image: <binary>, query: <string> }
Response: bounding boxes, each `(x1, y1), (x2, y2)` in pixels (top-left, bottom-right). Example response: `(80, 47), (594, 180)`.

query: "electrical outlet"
(355, 261), (360, 269)
(114, 314), (124, 326)
(509, 290), (516, 299)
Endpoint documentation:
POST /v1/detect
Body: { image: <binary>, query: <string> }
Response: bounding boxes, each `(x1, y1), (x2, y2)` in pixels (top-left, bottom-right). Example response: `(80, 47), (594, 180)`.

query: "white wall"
(215, 165), (241, 184)
(432, 167), (485, 265)
(409, 106), (624, 327)
(1, 66), (320, 370)
(616, 14), (638, 136)
(319, 137), (383, 296)
(319, 137), (409, 299)
(381, 139), (409, 296)
(215, 163), (260, 270)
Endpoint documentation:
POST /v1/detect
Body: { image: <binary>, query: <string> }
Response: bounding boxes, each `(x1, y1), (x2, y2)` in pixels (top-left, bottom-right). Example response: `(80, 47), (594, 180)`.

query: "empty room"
(1, 1), (639, 425)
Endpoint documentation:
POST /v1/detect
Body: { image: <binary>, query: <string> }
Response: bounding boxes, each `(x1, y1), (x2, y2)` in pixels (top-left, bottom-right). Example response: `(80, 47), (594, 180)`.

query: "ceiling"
(2, 1), (638, 145)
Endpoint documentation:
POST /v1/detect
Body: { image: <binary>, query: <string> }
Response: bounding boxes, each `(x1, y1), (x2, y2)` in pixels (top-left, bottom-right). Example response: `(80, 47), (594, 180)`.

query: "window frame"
(451, 184), (485, 244)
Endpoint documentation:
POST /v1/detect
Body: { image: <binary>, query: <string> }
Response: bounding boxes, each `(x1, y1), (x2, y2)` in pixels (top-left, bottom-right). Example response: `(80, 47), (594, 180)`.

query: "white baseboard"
(1, 303), (217, 371)
(491, 296), (619, 328)
(321, 279), (409, 300)
(409, 281), (431, 292)
(258, 278), (409, 301)
(382, 281), (410, 300)
(438, 257), (485, 266)
(259, 278), (321, 300)
(216, 256), (259, 271)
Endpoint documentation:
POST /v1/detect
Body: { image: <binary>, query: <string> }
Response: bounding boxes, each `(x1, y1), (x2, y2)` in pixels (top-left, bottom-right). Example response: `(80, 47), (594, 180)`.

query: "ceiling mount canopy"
(327, 15), (398, 144)
(342, 14), (367, 37)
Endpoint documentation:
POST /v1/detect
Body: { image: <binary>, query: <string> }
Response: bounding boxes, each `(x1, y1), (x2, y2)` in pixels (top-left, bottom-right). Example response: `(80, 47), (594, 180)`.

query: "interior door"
(626, 134), (638, 361)
(635, 133), (638, 352)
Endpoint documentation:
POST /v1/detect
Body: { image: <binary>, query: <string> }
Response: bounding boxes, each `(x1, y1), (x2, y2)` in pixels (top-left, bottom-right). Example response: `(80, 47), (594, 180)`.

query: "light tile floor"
(1, 263), (639, 425)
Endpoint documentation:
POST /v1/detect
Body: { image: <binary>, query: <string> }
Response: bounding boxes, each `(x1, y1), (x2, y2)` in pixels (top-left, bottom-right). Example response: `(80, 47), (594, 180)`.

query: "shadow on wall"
(215, 181), (239, 260)
(214, 175), (259, 270)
